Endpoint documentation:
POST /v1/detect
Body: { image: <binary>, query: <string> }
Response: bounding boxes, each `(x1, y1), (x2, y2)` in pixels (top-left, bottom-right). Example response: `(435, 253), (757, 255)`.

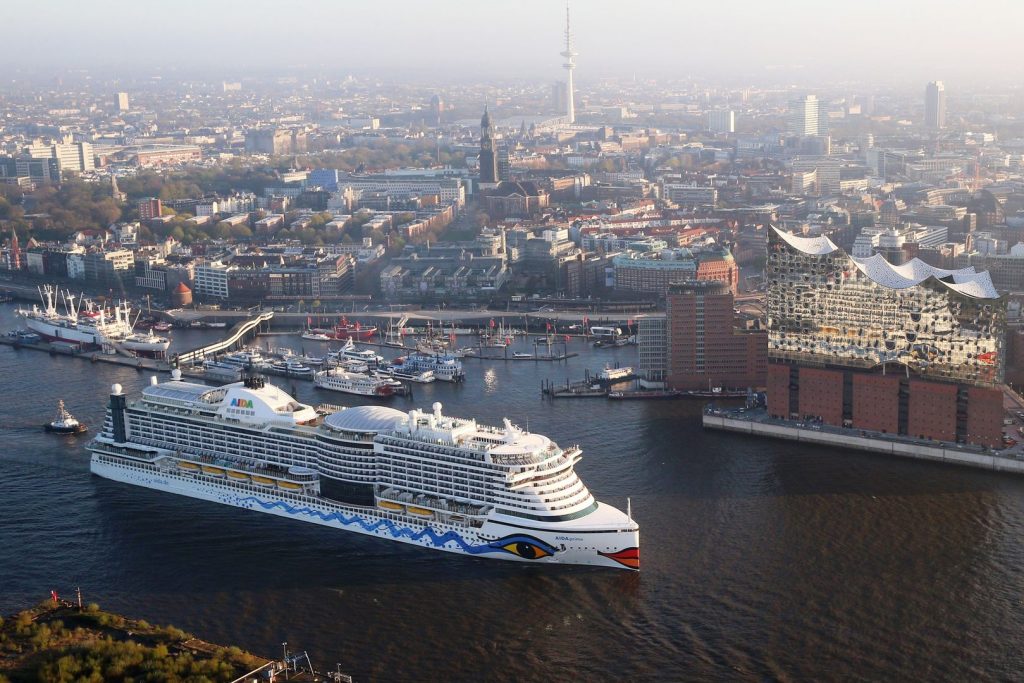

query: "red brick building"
(666, 281), (766, 391)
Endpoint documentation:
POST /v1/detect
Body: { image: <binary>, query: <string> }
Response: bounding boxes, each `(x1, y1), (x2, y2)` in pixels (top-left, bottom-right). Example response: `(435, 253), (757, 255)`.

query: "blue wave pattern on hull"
(230, 494), (558, 559)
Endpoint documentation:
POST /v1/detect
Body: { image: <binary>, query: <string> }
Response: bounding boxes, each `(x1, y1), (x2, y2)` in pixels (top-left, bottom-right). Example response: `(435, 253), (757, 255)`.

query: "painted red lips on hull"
(599, 547), (639, 570)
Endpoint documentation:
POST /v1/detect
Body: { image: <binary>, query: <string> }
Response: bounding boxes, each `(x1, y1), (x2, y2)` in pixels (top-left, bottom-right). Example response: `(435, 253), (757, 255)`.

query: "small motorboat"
(45, 400), (88, 435)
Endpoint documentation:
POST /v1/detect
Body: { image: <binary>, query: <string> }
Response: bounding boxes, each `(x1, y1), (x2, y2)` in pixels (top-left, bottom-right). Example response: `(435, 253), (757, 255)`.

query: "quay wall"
(703, 414), (1024, 475)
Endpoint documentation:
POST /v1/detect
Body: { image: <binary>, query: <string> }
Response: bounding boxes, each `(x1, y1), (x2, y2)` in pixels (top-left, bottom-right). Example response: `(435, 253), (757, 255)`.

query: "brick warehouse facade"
(765, 228), (1006, 448)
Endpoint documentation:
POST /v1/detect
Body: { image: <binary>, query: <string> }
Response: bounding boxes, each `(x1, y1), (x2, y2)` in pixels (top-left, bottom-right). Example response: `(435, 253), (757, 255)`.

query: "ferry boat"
(371, 371), (407, 393)
(221, 349), (268, 369)
(270, 360), (315, 378)
(598, 365), (634, 382)
(394, 353), (465, 382)
(330, 338), (384, 367)
(315, 368), (394, 397)
(87, 373), (640, 570)
(202, 360), (243, 382)
(387, 367), (435, 383)
(45, 400), (88, 434)
(332, 358), (370, 374)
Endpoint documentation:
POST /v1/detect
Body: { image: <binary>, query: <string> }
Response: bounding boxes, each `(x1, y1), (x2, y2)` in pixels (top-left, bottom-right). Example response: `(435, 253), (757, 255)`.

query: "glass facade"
(766, 228), (1005, 387)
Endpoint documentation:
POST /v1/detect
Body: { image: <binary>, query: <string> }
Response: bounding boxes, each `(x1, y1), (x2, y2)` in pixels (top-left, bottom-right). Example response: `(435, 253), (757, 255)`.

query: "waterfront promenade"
(704, 405), (1024, 474)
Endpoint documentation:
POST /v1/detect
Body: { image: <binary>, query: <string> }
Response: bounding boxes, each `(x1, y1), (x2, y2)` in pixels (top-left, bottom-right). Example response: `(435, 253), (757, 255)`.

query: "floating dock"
(0, 336), (172, 372)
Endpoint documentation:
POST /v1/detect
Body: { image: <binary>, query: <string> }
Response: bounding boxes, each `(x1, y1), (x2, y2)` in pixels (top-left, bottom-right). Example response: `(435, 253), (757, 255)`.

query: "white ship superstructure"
(87, 374), (639, 569)
(16, 285), (170, 357)
(395, 352), (465, 382)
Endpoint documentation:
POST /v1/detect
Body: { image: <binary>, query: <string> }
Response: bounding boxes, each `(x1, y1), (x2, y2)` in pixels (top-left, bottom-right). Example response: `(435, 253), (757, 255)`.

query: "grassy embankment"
(0, 600), (268, 683)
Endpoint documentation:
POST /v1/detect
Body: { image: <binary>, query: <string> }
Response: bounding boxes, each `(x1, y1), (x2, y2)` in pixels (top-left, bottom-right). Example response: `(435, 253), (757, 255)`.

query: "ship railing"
(377, 492), (488, 517)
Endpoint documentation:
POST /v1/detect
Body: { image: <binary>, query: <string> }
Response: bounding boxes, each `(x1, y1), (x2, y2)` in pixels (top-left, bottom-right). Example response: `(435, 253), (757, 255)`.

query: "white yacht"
(87, 374), (639, 570)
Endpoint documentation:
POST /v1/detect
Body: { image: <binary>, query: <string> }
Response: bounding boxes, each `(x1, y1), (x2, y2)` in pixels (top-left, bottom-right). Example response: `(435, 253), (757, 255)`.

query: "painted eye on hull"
(500, 541), (553, 560)
(488, 535), (557, 560)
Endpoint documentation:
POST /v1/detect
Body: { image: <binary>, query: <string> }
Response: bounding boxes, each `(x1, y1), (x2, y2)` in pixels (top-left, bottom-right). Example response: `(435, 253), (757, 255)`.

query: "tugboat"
(45, 400), (88, 435)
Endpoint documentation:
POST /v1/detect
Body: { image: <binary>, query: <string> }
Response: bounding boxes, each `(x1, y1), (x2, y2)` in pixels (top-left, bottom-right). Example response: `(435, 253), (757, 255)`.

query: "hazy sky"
(10, 0), (1024, 85)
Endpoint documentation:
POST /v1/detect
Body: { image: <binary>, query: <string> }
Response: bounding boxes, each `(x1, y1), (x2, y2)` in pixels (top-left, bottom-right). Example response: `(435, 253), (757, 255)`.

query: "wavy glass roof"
(849, 254), (998, 299)
(772, 227), (999, 299)
(771, 227), (839, 255)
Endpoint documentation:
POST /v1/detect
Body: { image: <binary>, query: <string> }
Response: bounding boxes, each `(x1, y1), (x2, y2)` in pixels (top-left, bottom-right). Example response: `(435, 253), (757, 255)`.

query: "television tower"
(560, 4), (577, 124)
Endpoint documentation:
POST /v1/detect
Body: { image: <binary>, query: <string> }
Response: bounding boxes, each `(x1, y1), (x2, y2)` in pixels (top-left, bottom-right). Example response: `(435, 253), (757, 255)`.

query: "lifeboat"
(177, 461), (200, 471)
(201, 465), (225, 477)
(252, 476), (275, 487)
(377, 500), (404, 511)
(277, 481), (303, 491)
(227, 470), (250, 481)
(406, 506), (433, 517)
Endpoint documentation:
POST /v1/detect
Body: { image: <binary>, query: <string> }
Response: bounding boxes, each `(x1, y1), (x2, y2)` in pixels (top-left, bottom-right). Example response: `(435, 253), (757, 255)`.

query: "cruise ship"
(87, 373), (639, 570)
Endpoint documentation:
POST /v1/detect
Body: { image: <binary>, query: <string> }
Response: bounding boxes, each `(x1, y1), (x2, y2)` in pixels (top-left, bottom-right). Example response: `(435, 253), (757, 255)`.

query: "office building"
(707, 110), (735, 134)
(765, 228), (1005, 447)
(787, 95), (825, 137)
(666, 281), (766, 391)
(637, 316), (668, 382)
(309, 168), (340, 191)
(925, 81), (946, 130)
(117, 92), (130, 112)
(612, 246), (738, 297)
(26, 141), (94, 174)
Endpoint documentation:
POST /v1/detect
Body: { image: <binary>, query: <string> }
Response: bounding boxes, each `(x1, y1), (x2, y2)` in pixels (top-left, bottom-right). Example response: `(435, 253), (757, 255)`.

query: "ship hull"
(89, 454), (637, 570)
(24, 319), (101, 346)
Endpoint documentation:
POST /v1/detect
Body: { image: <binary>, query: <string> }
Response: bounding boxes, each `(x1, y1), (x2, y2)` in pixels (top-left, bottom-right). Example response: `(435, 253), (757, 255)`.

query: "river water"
(1, 304), (1023, 681)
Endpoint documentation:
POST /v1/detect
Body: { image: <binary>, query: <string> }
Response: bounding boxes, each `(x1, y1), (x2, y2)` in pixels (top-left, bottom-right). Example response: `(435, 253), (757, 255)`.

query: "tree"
(229, 224), (253, 240)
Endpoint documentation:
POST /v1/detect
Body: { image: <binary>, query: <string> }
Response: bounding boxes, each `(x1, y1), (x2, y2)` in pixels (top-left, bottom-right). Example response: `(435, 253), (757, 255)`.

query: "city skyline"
(4, 0), (1024, 84)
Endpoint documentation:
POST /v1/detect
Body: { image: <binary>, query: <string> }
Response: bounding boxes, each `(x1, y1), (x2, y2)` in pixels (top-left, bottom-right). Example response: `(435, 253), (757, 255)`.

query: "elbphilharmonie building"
(766, 227), (1006, 447)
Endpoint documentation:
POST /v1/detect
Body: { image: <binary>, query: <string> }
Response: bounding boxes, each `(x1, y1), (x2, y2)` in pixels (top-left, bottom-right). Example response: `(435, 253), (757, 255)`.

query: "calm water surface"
(1, 304), (1023, 681)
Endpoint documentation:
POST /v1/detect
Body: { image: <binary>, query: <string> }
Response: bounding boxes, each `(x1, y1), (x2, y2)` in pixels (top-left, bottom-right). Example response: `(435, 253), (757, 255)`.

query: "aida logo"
(231, 398), (254, 408)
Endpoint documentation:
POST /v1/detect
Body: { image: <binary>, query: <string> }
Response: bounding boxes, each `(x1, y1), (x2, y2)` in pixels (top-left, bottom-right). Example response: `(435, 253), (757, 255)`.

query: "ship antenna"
(627, 496), (632, 522)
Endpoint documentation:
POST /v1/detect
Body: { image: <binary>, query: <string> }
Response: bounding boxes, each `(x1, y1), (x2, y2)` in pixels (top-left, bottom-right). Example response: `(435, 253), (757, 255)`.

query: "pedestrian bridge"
(174, 312), (274, 366)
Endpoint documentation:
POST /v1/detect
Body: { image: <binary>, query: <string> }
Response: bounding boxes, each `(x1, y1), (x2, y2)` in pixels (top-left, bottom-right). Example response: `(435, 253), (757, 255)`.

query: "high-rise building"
(26, 141), (94, 174)
(707, 110), (735, 134)
(138, 198), (163, 221)
(560, 5), (577, 124)
(479, 107), (499, 185)
(787, 95), (824, 137)
(429, 94), (445, 126)
(116, 92), (130, 112)
(765, 227), (1005, 447)
(666, 280), (766, 391)
(925, 81), (946, 130)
